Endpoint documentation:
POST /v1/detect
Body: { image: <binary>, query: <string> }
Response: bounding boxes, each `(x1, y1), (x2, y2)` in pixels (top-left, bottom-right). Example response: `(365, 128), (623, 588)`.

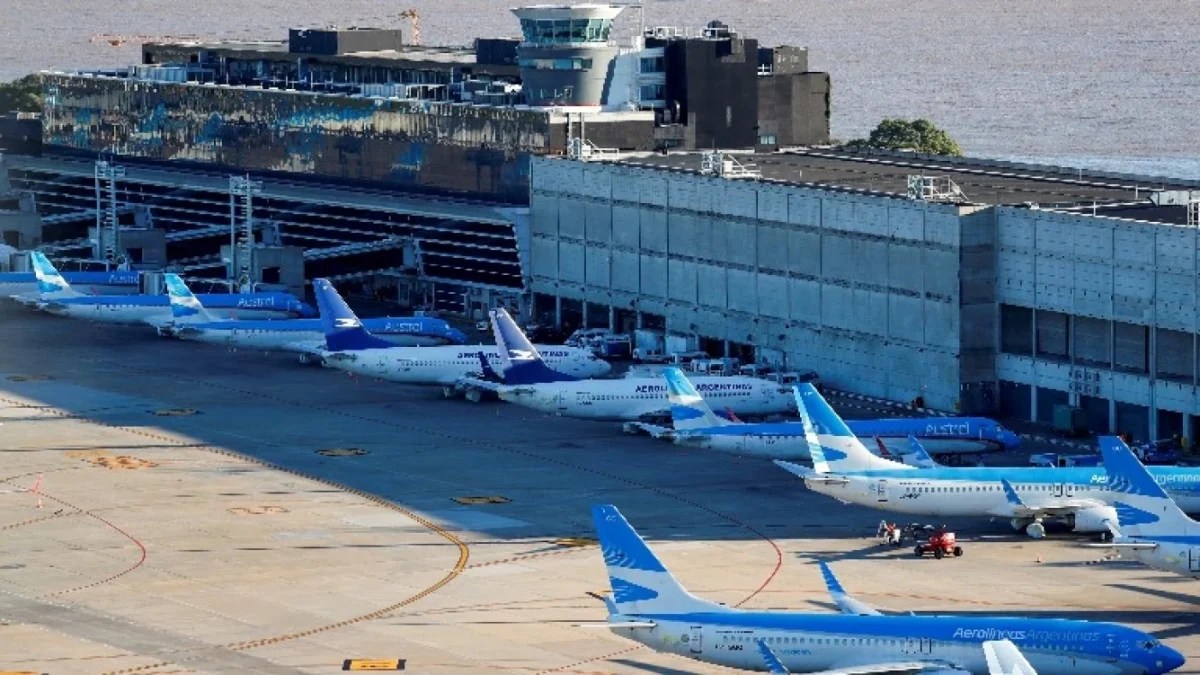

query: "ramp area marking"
(317, 447), (368, 456)
(342, 659), (406, 671)
(228, 506), (289, 516)
(554, 537), (598, 548)
(452, 495), (510, 505)
(64, 450), (158, 470)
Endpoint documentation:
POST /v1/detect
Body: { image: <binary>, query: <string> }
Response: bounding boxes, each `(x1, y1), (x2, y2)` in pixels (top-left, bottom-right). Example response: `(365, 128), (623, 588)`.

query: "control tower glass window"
(519, 18), (613, 45)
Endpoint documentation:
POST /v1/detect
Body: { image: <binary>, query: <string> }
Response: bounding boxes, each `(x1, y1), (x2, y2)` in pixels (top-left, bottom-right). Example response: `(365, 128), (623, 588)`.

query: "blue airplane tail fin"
(663, 367), (731, 431)
(489, 308), (576, 384)
(476, 351), (501, 381)
(30, 252), (82, 299)
(312, 278), (395, 351)
(1099, 436), (1196, 537)
(793, 384), (909, 472)
(163, 274), (216, 322)
(591, 505), (726, 616)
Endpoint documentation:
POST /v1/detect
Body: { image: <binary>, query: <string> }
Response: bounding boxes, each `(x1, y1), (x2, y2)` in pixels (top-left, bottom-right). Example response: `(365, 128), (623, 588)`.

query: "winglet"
(905, 434), (938, 468)
(476, 351), (501, 381)
(818, 561), (881, 616)
(313, 278), (395, 351)
(755, 639), (791, 674)
(1000, 479), (1025, 507)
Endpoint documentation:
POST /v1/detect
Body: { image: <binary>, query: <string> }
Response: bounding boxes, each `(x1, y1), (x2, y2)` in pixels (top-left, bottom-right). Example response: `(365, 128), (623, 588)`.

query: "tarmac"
(1, 302), (1198, 675)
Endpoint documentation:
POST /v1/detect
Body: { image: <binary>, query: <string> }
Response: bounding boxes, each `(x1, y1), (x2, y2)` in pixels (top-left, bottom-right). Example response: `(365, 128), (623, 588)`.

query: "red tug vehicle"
(913, 527), (964, 559)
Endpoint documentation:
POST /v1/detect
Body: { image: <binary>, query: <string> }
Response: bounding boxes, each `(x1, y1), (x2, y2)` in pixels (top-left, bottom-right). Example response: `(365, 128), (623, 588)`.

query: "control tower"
(511, 4), (624, 107)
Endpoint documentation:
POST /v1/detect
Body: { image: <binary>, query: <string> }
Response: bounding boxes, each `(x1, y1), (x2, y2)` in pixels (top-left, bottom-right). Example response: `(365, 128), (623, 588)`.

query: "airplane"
(1086, 436), (1200, 578)
(635, 368), (992, 463)
(0, 268), (140, 297)
(589, 503), (1184, 674)
(309, 278), (609, 385)
(849, 417), (1021, 458)
(470, 311), (794, 420)
(773, 384), (1200, 539)
(24, 252), (315, 324)
(157, 273), (466, 352)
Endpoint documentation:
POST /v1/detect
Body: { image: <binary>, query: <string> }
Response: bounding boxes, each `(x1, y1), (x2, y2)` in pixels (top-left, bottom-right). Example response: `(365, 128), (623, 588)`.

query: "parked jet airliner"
(646, 368), (1011, 461)
(774, 385), (1200, 538)
(590, 504), (1184, 674)
(26, 252), (314, 324)
(310, 279), (608, 385)
(159, 274), (466, 351)
(472, 310), (793, 420)
(1088, 436), (1200, 578)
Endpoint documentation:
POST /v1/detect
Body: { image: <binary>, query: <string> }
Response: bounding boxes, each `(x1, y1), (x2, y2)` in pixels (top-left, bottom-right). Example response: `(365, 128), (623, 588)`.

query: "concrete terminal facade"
(526, 150), (1200, 443)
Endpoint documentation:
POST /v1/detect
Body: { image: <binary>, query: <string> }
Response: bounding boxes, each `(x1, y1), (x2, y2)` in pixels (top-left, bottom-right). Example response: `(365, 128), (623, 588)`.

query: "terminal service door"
(689, 625), (703, 654)
(876, 479), (889, 503)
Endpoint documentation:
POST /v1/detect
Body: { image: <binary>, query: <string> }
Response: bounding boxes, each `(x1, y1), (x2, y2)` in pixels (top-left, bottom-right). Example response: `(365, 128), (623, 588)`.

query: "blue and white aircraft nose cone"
(1160, 644), (1186, 673)
(997, 427), (1022, 450)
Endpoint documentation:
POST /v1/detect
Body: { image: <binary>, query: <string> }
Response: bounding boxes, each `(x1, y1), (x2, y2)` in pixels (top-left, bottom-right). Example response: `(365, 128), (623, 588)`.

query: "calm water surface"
(2, 0), (1197, 176)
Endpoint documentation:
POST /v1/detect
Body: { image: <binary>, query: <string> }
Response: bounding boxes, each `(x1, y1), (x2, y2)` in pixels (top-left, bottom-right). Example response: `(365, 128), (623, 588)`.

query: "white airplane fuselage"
(499, 376), (793, 420)
(179, 326), (448, 350)
(43, 302), (292, 324)
(320, 345), (608, 385)
(674, 430), (810, 460)
(613, 618), (1143, 675)
(806, 474), (1129, 534)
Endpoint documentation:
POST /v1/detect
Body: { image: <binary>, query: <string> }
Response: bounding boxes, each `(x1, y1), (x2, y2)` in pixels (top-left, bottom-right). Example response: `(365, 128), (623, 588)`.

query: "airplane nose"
(1162, 646), (1186, 673)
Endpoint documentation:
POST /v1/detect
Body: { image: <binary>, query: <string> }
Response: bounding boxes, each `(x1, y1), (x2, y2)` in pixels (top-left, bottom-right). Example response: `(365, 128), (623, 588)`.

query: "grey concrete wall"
(995, 205), (1200, 433)
(529, 157), (972, 409)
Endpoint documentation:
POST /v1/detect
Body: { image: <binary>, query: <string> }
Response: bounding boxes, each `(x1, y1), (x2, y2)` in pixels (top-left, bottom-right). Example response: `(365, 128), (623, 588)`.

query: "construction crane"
(89, 34), (215, 48)
(397, 9), (421, 46)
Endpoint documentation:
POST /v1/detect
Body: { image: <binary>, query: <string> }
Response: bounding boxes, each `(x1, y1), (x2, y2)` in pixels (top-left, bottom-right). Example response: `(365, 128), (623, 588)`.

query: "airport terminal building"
(525, 150), (1200, 442)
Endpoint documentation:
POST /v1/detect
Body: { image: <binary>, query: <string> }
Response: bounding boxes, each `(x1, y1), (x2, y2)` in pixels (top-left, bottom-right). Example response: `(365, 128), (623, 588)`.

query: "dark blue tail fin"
(477, 351), (501, 381)
(489, 308), (577, 384)
(313, 278), (395, 351)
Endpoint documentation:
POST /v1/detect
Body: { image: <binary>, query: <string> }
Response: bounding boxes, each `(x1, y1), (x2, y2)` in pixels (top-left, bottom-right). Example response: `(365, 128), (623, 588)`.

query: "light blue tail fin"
(312, 278), (395, 351)
(591, 505), (726, 616)
(163, 274), (216, 323)
(663, 367), (731, 431)
(30, 252), (81, 300)
(793, 384), (908, 472)
(490, 308), (576, 384)
(1098, 436), (1197, 537)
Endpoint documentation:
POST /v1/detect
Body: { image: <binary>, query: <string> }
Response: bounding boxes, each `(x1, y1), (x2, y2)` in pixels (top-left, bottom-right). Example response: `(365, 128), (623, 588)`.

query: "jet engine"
(1068, 505), (1118, 533)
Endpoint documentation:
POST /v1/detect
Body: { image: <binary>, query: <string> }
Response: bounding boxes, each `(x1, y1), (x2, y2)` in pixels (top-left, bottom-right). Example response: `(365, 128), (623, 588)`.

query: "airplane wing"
(575, 620), (657, 629)
(983, 639), (1038, 675)
(986, 479), (1107, 519)
(774, 460), (850, 485)
(807, 662), (963, 675)
(454, 376), (510, 394)
(622, 421), (676, 440)
(281, 339), (326, 354)
(818, 561), (883, 616)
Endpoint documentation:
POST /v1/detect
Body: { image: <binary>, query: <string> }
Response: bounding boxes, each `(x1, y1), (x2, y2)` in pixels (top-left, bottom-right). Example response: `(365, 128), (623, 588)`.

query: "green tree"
(847, 118), (963, 157)
(0, 74), (43, 115)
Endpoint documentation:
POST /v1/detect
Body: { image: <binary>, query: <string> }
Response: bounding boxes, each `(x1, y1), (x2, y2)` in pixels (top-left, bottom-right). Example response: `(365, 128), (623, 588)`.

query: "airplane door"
(689, 625), (703, 654)
(876, 479), (889, 503)
(1188, 548), (1200, 572)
